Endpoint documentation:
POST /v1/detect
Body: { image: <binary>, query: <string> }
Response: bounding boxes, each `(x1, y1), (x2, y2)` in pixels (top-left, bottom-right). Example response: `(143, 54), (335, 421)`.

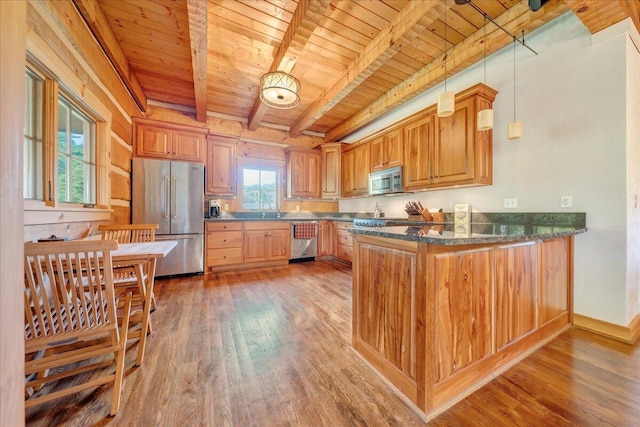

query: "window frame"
(237, 159), (282, 212)
(24, 53), (111, 224)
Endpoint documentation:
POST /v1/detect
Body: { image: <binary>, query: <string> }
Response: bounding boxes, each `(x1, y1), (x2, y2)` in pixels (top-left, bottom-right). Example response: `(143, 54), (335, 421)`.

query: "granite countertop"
(349, 222), (587, 245)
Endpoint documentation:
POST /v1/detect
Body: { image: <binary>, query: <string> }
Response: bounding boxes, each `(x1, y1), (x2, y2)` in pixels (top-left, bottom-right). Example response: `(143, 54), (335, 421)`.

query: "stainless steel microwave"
(369, 166), (403, 195)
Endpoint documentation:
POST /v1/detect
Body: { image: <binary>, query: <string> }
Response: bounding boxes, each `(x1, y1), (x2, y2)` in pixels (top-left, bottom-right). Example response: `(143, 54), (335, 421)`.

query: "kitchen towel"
(294, 223), (317, 239)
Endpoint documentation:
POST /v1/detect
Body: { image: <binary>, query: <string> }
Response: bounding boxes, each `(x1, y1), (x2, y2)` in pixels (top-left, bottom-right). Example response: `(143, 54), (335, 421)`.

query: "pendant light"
(259, 71), (301, 109)
(477, 15), (493, 131)
(437, 3), (455, 117)
(508, 36), (523, 140)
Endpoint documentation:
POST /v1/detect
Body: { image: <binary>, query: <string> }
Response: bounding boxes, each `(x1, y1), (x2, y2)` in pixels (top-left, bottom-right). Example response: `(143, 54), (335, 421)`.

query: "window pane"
(57, 96), (96, 204)
(24, 69), (44, 200)
(242, 167), (278, 210)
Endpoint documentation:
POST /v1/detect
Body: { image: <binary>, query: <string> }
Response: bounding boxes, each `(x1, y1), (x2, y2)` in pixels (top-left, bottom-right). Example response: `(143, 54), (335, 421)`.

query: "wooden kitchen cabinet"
(370, 128), (403, 172)
(321, 143), (341, 199)
(206, 221), (244, 271)
(539, 237), (571, 325)
(206, 135), (237, 196)
(243, 221), (290, 263)
(317, 220), (335, 257)
(403, 83), (496, 191)
(134, 118), (207, 162)
(286, 147), (321, 199)
(341, 143), (369, 197)
(335, 221), (353, 263)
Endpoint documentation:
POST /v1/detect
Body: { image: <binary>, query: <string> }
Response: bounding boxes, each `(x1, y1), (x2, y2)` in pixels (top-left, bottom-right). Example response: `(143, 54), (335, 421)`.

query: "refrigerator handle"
(164, 175), (170, 218)
(172, 176), (177, 219)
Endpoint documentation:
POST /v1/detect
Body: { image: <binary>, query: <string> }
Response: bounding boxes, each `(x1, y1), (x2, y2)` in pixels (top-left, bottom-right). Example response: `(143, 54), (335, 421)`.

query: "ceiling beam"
(186, 0), (208, 123)
(289, 0), (440, 138)
(71, 0), (147, 112)
(247, 0), (331, 131)
(566, 0), (640, 35)
(325, 0), (570, 142)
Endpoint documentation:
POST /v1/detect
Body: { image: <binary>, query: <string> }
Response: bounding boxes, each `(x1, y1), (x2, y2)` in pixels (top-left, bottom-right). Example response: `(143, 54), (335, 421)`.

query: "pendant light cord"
(444, 3), (448, 91)
(483, 15), (487, 85)
(513, 38), (516, 121)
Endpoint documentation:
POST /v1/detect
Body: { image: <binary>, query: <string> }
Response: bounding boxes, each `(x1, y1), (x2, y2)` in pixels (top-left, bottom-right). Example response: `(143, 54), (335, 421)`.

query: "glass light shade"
(477, 108), (493, 131)
(259, 72), (300, 109)
(437, 91), (455, 117)
(507, 121), (523, 140)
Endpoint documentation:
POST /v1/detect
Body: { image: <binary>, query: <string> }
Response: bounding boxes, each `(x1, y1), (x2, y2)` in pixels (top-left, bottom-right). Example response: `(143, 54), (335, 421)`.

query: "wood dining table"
(111, 240), (177, 366)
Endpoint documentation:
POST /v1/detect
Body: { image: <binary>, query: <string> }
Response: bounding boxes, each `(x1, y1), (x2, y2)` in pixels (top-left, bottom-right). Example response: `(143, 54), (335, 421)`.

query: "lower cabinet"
(317, 220), (335, 257)
(352, 234), (573, 417)
(243, 221), (290, 264)
(335, 221), (353, 263)
(206, 222), (243, 271)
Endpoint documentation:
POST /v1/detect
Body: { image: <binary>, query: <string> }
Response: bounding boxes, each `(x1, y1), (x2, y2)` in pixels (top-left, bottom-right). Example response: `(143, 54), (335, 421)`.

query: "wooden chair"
(24, 240), (132, 416)
(99, 223), (159, 311)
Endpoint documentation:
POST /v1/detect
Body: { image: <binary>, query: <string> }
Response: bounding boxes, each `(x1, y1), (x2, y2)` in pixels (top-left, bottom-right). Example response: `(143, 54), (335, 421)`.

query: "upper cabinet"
(286, 147), (321, 199)
(342, 143), (369, 198)
(206, 135), (237, 196)
(321, 143), (342, 199)
(370, 128), (403, 172)
(134, 118), (207, 163)
(404, 83), (496, 191)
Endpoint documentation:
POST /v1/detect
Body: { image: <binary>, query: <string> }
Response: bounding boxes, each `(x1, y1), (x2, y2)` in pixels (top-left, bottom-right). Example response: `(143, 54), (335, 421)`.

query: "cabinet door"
(136, 124), (171, 159)
(539, 238), (570, 325)
(341, 149), (355, 197)
(321, 144), (341, 199)
(404, 115), (434, 190)
(353, 143), (370, 194)
(433, 246), (493, 382)
(317, 220), (335, 256)
(206, 137), (237, 196)
(288, 150), (308, 198)
(433, 97), (475, 184)
(268, 229), (291, 260)
(384, 129), (403, 169)
(306, 151), (321, 198)
(495, 242), (538, 349)
(243, 230), (269, 263)
(369, 136), (384, 171)
(172, 130), (205, 162)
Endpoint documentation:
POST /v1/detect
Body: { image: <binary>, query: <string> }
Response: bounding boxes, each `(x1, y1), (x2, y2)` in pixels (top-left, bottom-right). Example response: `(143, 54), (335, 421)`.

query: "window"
(57, 96), (96, 204)
(24, 63), (99, 207)
(24, 69), (44, 200)
(241, 166), (278, 210)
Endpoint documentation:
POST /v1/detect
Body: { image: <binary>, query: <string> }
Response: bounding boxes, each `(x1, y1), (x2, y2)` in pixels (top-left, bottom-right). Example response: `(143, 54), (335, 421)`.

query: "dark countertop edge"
(349, 227), (588, 246)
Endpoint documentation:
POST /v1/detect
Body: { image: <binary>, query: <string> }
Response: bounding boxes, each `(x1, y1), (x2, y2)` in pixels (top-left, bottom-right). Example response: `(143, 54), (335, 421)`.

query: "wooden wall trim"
(0, 1), (27, 425)
(573, 313), (640, 344)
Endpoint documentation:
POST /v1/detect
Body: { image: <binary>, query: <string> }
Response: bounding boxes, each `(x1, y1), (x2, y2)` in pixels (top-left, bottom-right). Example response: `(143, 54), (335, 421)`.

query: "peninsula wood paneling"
(539, 237), (571, 325)
(433, 246), (493, 382)
(495, 242), (538, 350)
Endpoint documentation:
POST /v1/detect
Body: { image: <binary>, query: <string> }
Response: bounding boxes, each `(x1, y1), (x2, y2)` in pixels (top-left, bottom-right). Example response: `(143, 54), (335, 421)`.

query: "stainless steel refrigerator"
(132, 158), (204, 276)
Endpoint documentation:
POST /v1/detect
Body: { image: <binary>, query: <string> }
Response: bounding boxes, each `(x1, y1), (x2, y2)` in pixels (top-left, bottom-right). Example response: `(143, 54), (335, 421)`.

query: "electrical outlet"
(504, 198), (518, 209)
(560, 196), (572, 208)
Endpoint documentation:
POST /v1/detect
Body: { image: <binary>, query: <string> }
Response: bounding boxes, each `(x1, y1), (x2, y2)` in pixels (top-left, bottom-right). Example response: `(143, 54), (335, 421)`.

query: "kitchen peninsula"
(349, 218), (586, 420)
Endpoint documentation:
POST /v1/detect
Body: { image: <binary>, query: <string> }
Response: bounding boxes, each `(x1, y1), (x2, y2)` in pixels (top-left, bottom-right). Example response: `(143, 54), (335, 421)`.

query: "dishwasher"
(290, 221), (318, 261)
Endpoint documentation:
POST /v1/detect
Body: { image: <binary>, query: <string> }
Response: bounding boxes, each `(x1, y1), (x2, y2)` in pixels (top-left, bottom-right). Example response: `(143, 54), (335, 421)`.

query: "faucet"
(276, 209), (281, 219)
(261, 211), (266, 219)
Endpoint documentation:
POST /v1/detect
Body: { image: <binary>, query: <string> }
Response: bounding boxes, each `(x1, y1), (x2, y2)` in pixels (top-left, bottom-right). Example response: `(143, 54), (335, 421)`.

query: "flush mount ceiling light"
(437, 3), (455, 118)
(259, 71), (300, 109)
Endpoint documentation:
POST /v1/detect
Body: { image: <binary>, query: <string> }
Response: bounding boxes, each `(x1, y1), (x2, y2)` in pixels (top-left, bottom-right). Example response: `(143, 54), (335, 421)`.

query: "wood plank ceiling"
(82, 0), (637, 143)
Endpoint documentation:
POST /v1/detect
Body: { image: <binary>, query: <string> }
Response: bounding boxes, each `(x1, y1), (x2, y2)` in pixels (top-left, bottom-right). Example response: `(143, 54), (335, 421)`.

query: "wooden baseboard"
(573, 312), (640, 344)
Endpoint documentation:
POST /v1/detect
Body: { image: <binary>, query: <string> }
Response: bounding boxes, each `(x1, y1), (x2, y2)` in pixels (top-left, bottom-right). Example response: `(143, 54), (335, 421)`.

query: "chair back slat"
(99, 224), (158, 244)
(24, 240), (118, 347)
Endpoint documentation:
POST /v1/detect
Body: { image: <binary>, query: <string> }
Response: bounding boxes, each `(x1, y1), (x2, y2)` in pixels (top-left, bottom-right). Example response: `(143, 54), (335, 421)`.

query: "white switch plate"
(504, 198), (518, 209)
(560, 196), (572, 208)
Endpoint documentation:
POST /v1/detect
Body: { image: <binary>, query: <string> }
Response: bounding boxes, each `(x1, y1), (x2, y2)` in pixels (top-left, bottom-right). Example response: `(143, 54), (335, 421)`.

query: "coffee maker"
(208, 199), (221, 218)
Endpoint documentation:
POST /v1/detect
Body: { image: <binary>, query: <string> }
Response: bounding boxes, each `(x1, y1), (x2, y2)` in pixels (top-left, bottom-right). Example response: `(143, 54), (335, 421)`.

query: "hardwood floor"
(25, 260), (639, 426)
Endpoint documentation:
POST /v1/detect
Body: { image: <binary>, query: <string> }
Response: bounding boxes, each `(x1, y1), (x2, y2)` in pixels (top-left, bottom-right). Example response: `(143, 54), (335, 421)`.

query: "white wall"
(626, 29), (640, 323)
(340, 13), (638, 326)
